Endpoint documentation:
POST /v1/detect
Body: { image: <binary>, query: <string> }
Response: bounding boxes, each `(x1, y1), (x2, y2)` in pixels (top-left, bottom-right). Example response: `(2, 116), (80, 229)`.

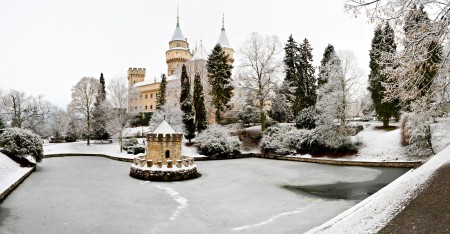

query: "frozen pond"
(0, 157), (408, 234)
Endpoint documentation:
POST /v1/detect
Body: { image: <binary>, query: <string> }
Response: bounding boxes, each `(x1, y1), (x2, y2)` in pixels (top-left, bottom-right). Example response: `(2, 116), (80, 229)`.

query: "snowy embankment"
(288, 120), (450, 163)
(306, 144), (450, 233)
(0, 152), (33, 198)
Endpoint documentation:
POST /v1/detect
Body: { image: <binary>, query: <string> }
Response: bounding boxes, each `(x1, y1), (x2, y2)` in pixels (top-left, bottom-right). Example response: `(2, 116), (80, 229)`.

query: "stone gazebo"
(129, 120), (198, 181)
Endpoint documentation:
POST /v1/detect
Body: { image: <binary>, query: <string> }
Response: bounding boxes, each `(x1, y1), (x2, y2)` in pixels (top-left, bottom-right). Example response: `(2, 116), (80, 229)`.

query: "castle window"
(140, 95), (142, 99)
(165, 150), (170, 158)
(150, 105), (153, 109)
(151, 94), (153, 98)
(145, 94), (147, 99)
(176, 43), (179, 47)
(145, 106), (147, 110)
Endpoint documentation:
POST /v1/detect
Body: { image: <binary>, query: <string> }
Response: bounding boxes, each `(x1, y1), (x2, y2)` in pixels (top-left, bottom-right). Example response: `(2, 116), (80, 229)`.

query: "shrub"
(260, 125), (309, 154)
(196, 125), (241, 158)
(296, 107), (317, 130)
(237, 129), (262, 148)
(302, 126), (356, 154)
(238, 105), (260, 127)
(402, 113), (434, 158)
(0, 128), (44, 163)
(123, 138), (138, 150)
(128, 145), (145, 155)
(65, 132), (77, 142)
(347, 125), (364, 136)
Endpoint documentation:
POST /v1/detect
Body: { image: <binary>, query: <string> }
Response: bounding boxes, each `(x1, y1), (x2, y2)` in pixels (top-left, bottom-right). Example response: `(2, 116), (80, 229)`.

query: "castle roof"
(191, 42), (208, 61)
(152, 120), (177, 135)
(217, 29), (231, 48)
(171, 23), (185, 41)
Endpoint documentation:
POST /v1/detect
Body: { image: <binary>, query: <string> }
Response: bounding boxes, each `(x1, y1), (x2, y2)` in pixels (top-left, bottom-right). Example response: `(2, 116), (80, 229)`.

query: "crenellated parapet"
(127, 67), (146, 87)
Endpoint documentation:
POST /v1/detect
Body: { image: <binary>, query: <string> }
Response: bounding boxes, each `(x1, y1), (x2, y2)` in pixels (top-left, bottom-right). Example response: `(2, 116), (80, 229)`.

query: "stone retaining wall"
(44, 153), (422, 168)
(0, 166), (35, 204)
(129, 166), (199, 181)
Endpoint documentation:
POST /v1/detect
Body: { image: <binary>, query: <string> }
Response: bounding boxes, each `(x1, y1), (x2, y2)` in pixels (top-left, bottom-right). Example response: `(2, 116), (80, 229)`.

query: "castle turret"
(127, 68), (146, 87)
(166, 7), (192, 76)
(217, 14), (234, 64)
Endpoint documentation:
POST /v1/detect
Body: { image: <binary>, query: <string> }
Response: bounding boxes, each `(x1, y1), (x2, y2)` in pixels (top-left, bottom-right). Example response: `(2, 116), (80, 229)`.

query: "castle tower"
(127, 68), (146, 87)
(217, 14), (234, 64)
(166, 7), (192, 76)
(146, 120), (182, 165)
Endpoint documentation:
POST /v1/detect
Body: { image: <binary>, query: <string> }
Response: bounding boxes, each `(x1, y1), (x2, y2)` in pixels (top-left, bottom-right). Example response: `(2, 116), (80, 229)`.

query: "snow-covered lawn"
(0, 153), (33, 196)
(43, 138), (205, 159)
(306, 143), (450, 233)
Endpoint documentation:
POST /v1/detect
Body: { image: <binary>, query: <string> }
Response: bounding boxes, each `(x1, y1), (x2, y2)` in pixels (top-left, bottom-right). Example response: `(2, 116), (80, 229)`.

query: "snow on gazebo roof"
(152, 120), (177, 136)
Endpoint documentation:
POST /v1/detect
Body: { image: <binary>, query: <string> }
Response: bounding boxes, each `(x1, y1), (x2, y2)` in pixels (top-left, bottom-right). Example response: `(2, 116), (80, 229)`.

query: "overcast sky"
(0, 0), (374, 108)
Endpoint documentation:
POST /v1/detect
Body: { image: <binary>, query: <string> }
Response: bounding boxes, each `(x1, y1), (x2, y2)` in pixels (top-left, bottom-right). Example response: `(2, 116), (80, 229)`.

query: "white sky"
(0, 0), (374, 108)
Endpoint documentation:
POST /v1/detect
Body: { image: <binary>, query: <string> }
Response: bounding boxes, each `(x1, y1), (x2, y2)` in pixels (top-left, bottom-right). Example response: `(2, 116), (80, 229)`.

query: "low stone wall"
(44, 153), (134, 163)
(192, 153), (422, 168)
(0, 166), (35, 204)
(129, 166), (199, 181)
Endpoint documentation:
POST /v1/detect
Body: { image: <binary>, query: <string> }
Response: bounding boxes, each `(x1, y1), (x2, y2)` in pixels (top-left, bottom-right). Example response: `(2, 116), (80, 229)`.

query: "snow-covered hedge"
(303, 125), (356, 154)
(261, 125), (356, 155)
(260, 126), (309, 154)
(196, 125), (241, 158)
(0, 128), (44, 163)
(402, 113), (434, 158)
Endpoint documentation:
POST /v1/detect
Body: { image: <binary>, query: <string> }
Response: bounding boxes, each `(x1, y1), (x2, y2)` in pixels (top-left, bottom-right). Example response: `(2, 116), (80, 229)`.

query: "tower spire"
(176, 4), (180, 25)
(222, 13), (225, 30)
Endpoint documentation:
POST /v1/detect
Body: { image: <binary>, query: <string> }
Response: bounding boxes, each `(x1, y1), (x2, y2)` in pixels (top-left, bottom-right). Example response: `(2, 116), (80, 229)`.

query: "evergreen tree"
(92, 73), (109, 140)
(0, 115), (6, 132)
(206, 44), (234, 123)
(193, 72), (207, 132)
(318, 44), (336, 87)
(179, 65), (196, 142)
(282, 35), (301, 117)
(298, 38), (317, 109)
(156, 74), (167, 110)
(368, 23), (400, 127)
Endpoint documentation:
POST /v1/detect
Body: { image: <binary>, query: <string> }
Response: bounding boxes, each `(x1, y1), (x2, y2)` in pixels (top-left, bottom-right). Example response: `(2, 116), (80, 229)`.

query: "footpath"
(380, 163), (450, 233)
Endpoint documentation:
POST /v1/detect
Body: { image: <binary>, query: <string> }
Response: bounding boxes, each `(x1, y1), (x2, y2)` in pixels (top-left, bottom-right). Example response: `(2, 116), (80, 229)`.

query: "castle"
(127, 10), (234, 122)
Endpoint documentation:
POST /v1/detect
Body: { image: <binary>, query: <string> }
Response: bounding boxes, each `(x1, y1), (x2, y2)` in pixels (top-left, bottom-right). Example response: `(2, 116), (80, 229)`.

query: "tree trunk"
(383, 117), (389, 128)
(87, 113), (90, 145)
(119, 129), (123, 153)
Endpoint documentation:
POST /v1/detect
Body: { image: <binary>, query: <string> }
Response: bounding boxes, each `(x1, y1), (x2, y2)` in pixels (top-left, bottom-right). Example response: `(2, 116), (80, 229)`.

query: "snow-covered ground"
(0, 152), (33, 196)
(44, 140), (142, 159)
(289, 120), (450, 162)
(44, 138), (204, 159)
(306, 143), (450, 233)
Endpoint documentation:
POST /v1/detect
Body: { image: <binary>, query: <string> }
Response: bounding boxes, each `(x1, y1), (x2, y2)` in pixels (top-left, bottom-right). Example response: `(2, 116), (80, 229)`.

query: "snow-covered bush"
(196, 125), (241, 158)
(402, 113), (434, 158)
(302, 125), (356, 154)
(0, 128), (44, 163)
(295, 107), (317, 130)
(64, 132), (77, 142)
(260, 125), (309, 154)
(128, 145), (145, 155)
(238, 105), (260, 127)
(149, 103), (183, 132)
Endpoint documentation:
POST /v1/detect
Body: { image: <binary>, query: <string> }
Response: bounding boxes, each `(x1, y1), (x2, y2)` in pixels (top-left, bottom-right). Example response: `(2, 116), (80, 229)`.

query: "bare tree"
(0, 89), (54, 132)
(107, 78), (132, 152)
(238, 32), (283, 131)
(69, 77), (100, 145)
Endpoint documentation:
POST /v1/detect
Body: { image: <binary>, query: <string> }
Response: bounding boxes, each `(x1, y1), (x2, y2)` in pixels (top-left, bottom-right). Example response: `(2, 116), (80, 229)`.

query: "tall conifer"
(206, 44), (234, 123)
(318, 44), (336, 87)
(156, 74), (167, 110)
(193, 72), (207, 132)
(179, 65), (195, 142)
